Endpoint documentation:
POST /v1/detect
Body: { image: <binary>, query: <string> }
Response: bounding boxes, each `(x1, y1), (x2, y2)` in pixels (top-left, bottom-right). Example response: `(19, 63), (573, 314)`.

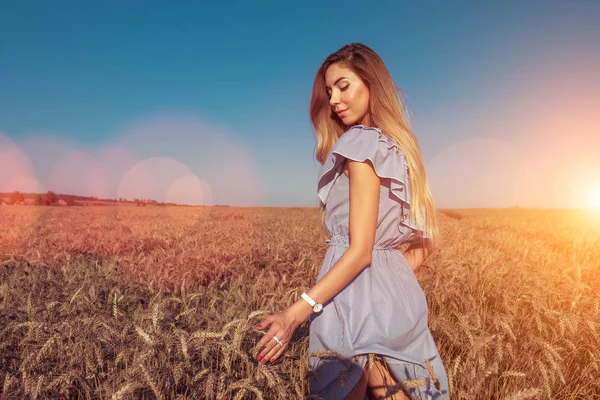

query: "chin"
(343, 116), (359, 126)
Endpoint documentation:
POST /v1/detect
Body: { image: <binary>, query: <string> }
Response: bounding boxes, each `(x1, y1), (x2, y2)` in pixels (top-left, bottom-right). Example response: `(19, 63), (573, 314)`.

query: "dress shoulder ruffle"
(317, 125), (427, 236)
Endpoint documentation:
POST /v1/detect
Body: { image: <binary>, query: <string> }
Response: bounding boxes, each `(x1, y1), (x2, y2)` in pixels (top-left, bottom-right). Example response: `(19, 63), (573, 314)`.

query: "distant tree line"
(0, 190), (190, 207)
(133, 198), (159, 206)
(0, 190), (75, 206)
(31, 191), (78, 206)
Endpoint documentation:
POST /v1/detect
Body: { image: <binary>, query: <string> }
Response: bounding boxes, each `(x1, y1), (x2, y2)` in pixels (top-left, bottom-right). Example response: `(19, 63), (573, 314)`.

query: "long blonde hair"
(309, 43), (440, 250)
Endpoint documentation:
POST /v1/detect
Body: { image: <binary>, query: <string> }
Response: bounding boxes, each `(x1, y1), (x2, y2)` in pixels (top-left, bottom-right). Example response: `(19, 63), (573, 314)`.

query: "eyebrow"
(325, 77), (347, 90)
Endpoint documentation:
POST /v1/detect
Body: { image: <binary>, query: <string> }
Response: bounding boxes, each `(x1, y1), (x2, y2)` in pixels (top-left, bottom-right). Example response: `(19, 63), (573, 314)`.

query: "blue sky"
(1, 1), (599, 208)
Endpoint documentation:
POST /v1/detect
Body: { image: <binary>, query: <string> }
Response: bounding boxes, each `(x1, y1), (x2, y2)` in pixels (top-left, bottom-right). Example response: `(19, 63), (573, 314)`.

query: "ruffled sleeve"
(317, 125), (427, 235)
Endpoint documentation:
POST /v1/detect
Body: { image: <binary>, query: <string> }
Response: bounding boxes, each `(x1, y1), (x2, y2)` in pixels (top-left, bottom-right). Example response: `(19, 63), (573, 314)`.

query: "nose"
(329, 90), (340, 107)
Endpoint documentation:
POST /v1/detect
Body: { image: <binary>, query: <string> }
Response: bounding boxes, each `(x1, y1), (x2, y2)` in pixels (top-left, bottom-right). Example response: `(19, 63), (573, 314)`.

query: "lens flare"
(591, 190), (600, 209)
(0, 132), (41, 194)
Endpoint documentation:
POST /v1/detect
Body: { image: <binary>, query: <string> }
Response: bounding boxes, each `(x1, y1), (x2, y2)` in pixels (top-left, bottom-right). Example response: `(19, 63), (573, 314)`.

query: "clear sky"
(1, 1), (599, 208)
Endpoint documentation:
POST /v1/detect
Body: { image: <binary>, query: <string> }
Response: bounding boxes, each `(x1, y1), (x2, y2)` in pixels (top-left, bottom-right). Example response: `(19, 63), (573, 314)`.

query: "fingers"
(257, 334), (287, 364)
(254, 321), (278, 352)
(266, 339), (287, 363)
(253, 312), (294, 365)
(256, 315), (273, 330)
(255, 326), (279, 360)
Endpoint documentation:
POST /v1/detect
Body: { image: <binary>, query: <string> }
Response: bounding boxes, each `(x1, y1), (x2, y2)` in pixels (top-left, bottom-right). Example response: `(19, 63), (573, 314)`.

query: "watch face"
(314, 303), (323, 313)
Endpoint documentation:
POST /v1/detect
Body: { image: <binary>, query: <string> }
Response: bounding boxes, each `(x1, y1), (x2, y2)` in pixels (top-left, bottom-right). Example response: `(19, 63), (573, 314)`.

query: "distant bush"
(32, 191), (60, 205)
(44, 191), (58, 205)
(9, 191), (25, 205)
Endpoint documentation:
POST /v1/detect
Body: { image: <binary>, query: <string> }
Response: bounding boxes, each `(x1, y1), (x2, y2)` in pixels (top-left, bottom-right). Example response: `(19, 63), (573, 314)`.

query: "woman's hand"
(254, 309), (300, 364)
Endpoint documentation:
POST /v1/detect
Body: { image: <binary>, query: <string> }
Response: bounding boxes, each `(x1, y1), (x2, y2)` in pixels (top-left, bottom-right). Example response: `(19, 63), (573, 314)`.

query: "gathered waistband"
(325, 234), (398, 251)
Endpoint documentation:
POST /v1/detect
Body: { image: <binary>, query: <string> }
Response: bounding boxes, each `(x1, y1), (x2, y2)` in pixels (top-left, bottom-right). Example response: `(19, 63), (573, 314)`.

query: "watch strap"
(301, 292), (316, 307)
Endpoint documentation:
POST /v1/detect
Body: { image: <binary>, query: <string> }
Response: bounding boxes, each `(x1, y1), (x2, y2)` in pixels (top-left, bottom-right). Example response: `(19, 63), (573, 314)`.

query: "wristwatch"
(301, 292), (323, 313)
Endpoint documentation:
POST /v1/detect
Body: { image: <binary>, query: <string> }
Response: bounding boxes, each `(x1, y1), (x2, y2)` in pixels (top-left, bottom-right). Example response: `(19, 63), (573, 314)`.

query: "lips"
(336, 109), (347, 116)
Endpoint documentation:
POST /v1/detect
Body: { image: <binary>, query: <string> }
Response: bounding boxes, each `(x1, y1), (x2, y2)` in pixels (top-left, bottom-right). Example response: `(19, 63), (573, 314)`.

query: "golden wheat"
(0, 206), (599, 398)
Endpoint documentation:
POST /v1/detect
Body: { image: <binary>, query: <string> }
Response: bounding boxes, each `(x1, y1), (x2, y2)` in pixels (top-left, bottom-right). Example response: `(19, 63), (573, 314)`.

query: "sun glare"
(593, 190), (600, 209)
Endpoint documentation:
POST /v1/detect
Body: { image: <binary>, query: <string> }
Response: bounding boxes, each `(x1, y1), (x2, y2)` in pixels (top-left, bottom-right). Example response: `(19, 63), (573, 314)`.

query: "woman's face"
(325, 62), (370, 126)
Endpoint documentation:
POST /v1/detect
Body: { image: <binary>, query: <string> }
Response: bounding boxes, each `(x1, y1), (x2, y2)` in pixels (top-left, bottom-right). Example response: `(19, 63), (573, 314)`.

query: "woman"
(254, 43), (449, 399)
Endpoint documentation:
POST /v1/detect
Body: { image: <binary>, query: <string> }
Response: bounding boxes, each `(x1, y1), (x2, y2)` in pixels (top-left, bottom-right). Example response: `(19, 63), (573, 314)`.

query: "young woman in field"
(254, 43), (449, 399)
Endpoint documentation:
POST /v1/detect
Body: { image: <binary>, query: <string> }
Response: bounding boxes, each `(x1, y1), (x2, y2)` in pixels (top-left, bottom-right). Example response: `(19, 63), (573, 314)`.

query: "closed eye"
(327, 85), (349, 98)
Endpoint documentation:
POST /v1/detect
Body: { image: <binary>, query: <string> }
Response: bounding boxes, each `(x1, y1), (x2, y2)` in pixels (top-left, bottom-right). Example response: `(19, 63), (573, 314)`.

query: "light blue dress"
(308, 125), (449, 399)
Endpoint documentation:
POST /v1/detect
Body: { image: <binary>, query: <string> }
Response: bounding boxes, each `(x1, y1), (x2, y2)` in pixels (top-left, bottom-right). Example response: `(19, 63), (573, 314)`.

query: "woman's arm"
(402, 243), (432, 272)
(287, 158), (381, 324)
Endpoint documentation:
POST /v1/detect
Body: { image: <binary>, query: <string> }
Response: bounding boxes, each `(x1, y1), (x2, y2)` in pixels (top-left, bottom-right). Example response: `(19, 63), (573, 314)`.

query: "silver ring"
(272, 335), (283, 346)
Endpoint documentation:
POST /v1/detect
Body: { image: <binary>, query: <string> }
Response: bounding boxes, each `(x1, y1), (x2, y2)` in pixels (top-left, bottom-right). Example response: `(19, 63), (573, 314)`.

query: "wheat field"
(0, 205), (599, 399)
